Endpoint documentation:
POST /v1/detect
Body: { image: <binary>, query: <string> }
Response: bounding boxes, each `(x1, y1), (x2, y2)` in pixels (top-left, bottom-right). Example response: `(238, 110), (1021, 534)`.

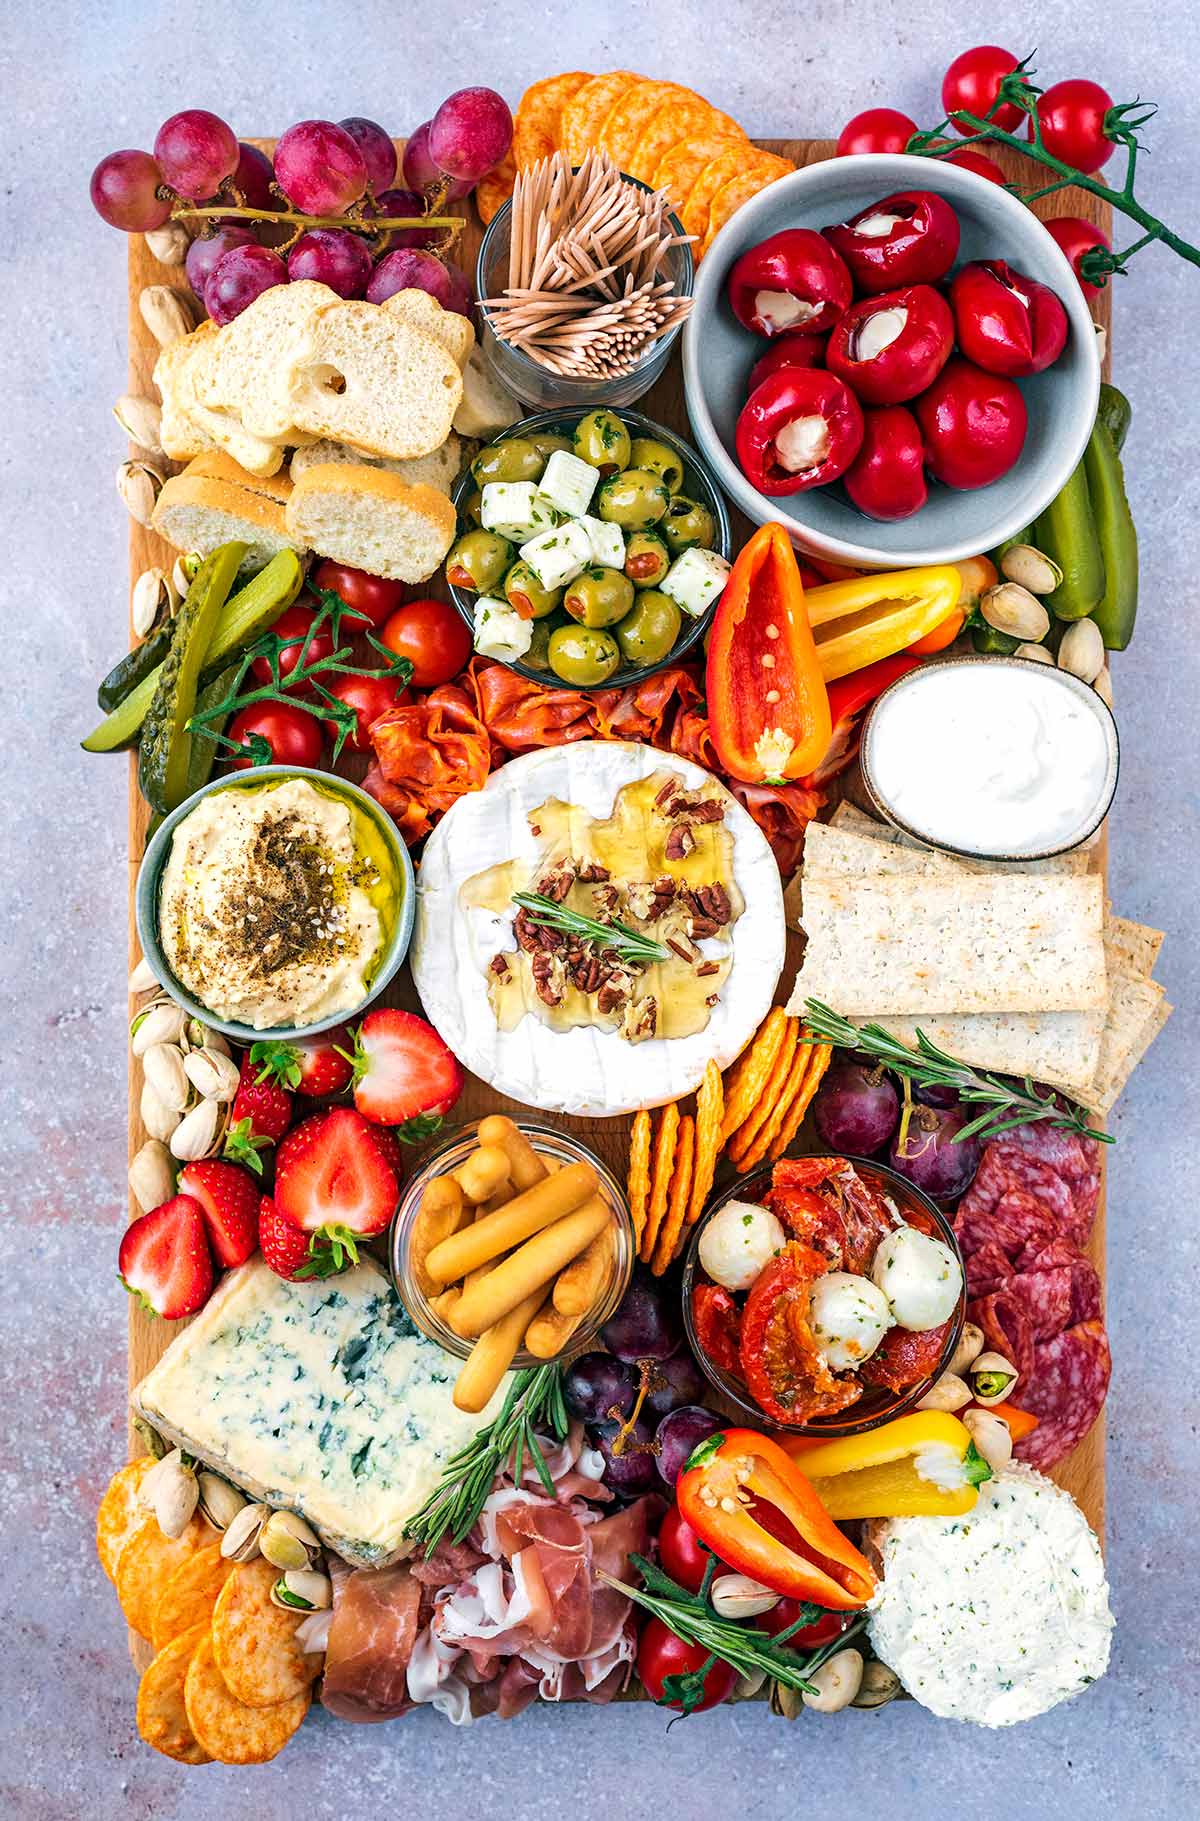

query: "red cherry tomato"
(251, 600), (335, 690)
(313, 559), (406, 627)
(637, 1618), (738, 1712)
(945, 147), (1005, 184)
(836, 108), (917, 157)
(1035, 79), (1115, 174)
(320, 671), (411, 750)
(1043, 215), (1112, 298)
(379, 597), (472, 688)
(766, 1600), (849, 1648)
(657, 1506), (728, 1595)
(227, 700), (323, 769)
(941, 46), (1026, 134)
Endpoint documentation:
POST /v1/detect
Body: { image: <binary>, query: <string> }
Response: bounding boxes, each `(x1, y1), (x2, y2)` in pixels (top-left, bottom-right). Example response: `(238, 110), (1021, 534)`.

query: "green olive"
(470, 436), (545, 486)
(662, 494), (716, 553)
(446, 528), (513, 593)
(524, 617), (556, 670)
(548, 624), (622, 686)
(572, 410), (631, 476)
(526, 430), (572, 462)
(629, 437), (685, 494)
(597, 469), (670, 531)
(623, 530), (671, 589)
(459, 486), (484, 527)
(615, 591), (682, 667)
(562, 565), (636, 628)
(503, 559), (563, 620)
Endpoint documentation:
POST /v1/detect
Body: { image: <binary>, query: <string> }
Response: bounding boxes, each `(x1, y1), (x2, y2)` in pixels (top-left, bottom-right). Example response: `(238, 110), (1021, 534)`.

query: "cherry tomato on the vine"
(657, 1506), (729, 1595)
(636, 1618), (737, 1713)
(251, 599), (334, 691)
(313, 558), (406, 627)
(320, 671), (411, 750)
(836, 109), (917, 157)
(227, 700), (324, 769)
(1044, 215), (1112, 297)
(379, 597), (472, 688)
(1035, 79), (1115, 174)
(945, 147), (1006, 184)
(941, 46), (1027, 134)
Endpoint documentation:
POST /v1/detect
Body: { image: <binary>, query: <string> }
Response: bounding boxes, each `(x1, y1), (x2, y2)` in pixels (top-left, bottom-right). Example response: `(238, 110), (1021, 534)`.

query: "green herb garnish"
(512, 891), (670, 966)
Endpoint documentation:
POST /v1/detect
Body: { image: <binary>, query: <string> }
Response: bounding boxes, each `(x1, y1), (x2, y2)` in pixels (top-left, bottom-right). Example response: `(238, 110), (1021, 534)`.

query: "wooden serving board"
(123, 141), (1112, 1657)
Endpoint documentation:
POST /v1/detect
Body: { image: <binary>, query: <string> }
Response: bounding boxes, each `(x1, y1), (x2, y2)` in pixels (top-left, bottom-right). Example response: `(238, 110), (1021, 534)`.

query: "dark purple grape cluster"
(812, 1056), (982, 1201)
(89, 90), (514, 325)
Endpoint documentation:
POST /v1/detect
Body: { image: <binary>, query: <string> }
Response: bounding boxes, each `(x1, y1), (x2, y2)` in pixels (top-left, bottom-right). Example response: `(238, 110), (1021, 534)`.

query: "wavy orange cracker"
(560, 71), (640, 164)
(116, 1514), (210, 1643)
(653, 1114), (694, 1275)
(631, 98), (747, 185)
(153, 1543), (235, 1652)
(769, 1040), (834, 1161)
(681, 146), (788, 245)
(640, 1101), (679, 1264)
(729, 1018), (799, 1166)
(513, 71), (592, 168)
(627, 1108), (652, 1248)
(720, 1007), (788, 1142)
(738, 1033), (814, 1170)
(688, 1060), (724, 1226)
(652, 134), (745, 209)
(184, 1630), (309, 1766)
(597, 79), (691, 171)
(476, 152), (516, 225)
(212, 1557), (321, 1708)
(96, 1455), (156, 1583)
(702, 160), (796, 255)
(137, 1624), (212, 1765)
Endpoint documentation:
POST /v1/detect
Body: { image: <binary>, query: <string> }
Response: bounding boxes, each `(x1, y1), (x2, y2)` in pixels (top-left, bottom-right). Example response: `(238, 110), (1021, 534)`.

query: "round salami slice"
(968, 1292), (1036, 1385)
(964, 1237), (1019, 1300)
(1012, 1320), (1112, 1471)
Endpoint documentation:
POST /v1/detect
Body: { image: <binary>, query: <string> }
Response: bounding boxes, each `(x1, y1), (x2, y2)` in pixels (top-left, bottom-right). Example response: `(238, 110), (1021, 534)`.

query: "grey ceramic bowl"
(135, 766), (415, 1043)
(682, 153), (1101, 568)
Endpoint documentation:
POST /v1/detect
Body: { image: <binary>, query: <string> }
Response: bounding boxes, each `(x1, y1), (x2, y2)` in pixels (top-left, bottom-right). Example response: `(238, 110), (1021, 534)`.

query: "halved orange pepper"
(675, 1428), (876, 1610)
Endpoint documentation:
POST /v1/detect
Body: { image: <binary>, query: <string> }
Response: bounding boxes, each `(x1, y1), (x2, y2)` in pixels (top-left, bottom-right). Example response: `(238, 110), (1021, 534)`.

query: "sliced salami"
(964, 1237), (1018, 1300)
(992, 1126), (1102, 1240)
(1002, 1266), (1075, 1341)
(1016, 1247), (1103, 1326)
(968, 1291), (1036, 1385)
(955, 1143), (1091, 1254)
(1013, 1321), (1112, 1470)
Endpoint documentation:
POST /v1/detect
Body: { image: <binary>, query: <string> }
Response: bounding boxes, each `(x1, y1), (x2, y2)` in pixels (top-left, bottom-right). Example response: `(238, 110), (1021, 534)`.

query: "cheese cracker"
(640, 1102), (679, 1264)
(769, 1040), (834, 1160)
(153, 1543), (235, 1652)
(653, 1115), (695, 1276)
(720, 1007), (788, 1143)
(212, 1557), (321, 1708)
(688, 1060), (724, 1226)
(627, 1108), (652, 1248)
(96, 1456), (156, 1584)
(137, 1624), (212, 1765)
(560, 72), (639, 164)
(184, 1630), (309, 1766)
(729, 1017), (799, 1166)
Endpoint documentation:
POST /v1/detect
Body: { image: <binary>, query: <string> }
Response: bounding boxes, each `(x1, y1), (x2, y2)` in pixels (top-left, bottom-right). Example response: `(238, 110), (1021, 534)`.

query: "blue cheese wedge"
(131, 1258), (507, 1568)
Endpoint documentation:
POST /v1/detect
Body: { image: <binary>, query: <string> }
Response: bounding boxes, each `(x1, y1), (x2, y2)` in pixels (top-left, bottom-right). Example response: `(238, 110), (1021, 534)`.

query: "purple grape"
(643, 1350), (707, 1420)
(154, 110), (239, 202)
(231, 142), (276, 210)
(402, 120), (472, 200)
(274, 119), (368, 215)
(655, 1407), (724, 1487)
(440, 261), (475, 319)
(429, 87), (513, 183)
(563, 1353), (637, 1424)
(814, 1059), (900, 1154)
(339, 117), (397, 193)
(90, 150), (172, 232)
(888, 1104), (983, 1202)
(370, 186), (433, 252)
(206, 244), (288, 324)
(186, 225), (256, 307)
(593, 1418), (659, 1496)
(600, 1275), (682, 1363)
(914, 1080), (961, 1109)
(366, 247), (467, 312)
(287, 227), (372, 298)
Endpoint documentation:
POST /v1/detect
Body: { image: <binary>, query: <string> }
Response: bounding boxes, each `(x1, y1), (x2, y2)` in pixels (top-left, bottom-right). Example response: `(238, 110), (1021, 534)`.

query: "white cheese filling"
(754, 288), (819, 333)
(774, 414), (831, 474)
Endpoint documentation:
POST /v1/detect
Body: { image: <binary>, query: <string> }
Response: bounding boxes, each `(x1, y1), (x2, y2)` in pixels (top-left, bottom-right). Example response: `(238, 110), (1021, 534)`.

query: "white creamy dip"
(864, 661), (1115, 856)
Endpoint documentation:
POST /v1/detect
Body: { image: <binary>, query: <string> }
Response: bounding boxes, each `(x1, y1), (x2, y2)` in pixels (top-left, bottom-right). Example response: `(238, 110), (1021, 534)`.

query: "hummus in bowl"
(137, 768), (414, 1040)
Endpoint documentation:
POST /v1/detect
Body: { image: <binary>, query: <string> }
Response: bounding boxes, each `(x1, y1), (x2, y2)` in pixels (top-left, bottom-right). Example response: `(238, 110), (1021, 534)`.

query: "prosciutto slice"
(321, 1563), (421, 1724)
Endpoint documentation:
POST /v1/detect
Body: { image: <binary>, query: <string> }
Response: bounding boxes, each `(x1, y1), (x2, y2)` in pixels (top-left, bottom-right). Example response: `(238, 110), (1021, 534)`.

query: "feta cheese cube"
(662, 546), (732, 618)
(519, 519), (593, 591)
(579, 514), (627, 570)
(480, 481), (558, 543)
(473, 597), (534, 663)
(538, 449), (600, 518)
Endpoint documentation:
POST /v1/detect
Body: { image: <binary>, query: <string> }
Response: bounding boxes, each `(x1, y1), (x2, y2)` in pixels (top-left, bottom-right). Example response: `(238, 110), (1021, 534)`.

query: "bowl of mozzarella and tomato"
(682, 1152), (965, 1436)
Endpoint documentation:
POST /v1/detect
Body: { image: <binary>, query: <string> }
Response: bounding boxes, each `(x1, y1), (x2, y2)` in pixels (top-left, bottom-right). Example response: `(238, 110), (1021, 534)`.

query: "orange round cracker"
(184, 1630), (309, 1766)
(688, 1059), (725, 1226)
(769, 1041), (834, 1161)
(513, 72), (592, 168)
(596, 79), (692, 172)
(652, 1114), (694, 1276)
(212, 1557), (321, 1708)
(137, 1623), (213, 1765)
(560, 72), (640, 165)
(631, 98), (748, 185)
(639, 1101), (679, 1264)
(736, 1032), (813, 1171)
(681, 147), (792, 246)
(96, 1456), (156, 1584)
(721, 1007), (788, 1141)
(653, 134), (745, 211)
(729, 1017), (799, 1165)
(116, 1514), (210, 1643)
(627, 1108), (652, 1249)
(702, 160), (796, 256)
(476, 151), (515, 226)
(153, 1543), (236, 1651)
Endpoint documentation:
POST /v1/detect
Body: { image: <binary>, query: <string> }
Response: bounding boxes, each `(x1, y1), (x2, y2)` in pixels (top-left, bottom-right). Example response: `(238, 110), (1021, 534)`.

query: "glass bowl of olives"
(446, 406), (732, 691)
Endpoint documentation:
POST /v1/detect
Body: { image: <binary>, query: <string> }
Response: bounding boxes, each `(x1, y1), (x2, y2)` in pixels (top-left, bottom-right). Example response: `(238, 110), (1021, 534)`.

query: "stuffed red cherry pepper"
(736, 369), (865, 495)
(844, 405), (928, 520)
(749, 334), (828, 392)
(950, 259), (1069, 377)
(825, 284), (954, 406)
(914, 356), (1027, 490)
(727, 228), (852, 337)
(824, 189), (960, 292)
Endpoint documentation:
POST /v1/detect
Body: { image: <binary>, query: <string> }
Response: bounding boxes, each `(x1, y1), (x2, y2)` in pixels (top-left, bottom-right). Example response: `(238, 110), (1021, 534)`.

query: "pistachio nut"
(128, 1138), (176, 1212)
(202, 1030), (231, 1058)
(915, 1371), (972, 1414)
(769, 1679), (805, 1721)
(116, 460), (166, 529)
(1093, 322), (1108, 365)
(1057, 617), (1105, 685)
(129, 955), (159, 995)
(131, 566), (176, 637)
(171, 551), (202, 599)
(114, 393), (164, 457)
(152, 1451), (199, 1539)
(1093, 664), (1114, 708)
(184, 1047), (240, 1103)
(969, 1351), (1019, 1407)
(802, 1648), (864, 1714)
(131, 1001), (188, 1056)
(142, 1041), (190, 1111)
(852, 1660), (903, 1709)
(962, 1406), (1014, 1473)
(197, 1472), (248, 1534)
(139, 284), (196, 348)
(294, 1609), (333, 1656)
(144, 220), (190, 266)
(220, 1501), (270, 1563)
(169, 1096), (222, 1162)
(260, 1509), (322, 1572)
(270, 1569), (333, 1613)
(946, 1321), (985, 1380)
(709, 1573), (781, 1620)
(999, 543), (1063, 596)
(980, 582), (1051, 644)
(734, 1667), (768, 1700)
(139, 1448), (179, 1509)
(132, 1417), (169, 1461)
(1014, 641), (1054, 664)
(140, 1077), (183, 1143)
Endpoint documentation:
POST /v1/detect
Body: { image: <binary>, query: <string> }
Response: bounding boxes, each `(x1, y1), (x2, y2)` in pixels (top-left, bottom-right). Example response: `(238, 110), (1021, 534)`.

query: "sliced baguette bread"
(286, 302), (463, 459)
(380, 288), (475, 368)
(194, 280), (340, 440)
(286, 463), (456, 583)
(182, 450), (294, 504)
(156, 326), (287, 477)
(153, 471), (308, 570)
(452, 345), (521, 439)
(288, 432), (466, 496)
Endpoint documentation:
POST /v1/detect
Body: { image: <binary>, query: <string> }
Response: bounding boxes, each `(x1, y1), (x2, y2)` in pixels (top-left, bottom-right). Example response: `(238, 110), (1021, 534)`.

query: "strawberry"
(249, 1030), (354, 1099)
(274, 1107), (399, 1264)
(225, 1054), (294, 1174)
(119, 1194), (213, 1320)
(178, 1158), (259, 1269)
(344, 1009), (463, 1128)
(257, 1194), (342, 1281)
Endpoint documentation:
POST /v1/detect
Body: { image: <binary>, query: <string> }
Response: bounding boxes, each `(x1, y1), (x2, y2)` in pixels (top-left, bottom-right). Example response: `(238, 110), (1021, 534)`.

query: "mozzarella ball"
(809, 1271), (891, 1372)
(871, 1225), (963, 1332)
(697, 1199), (786, 1292)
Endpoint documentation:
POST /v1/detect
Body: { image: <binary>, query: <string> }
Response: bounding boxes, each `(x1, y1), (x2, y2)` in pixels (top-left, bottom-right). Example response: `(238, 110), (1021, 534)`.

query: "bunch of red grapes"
(89, 92), (513, 325)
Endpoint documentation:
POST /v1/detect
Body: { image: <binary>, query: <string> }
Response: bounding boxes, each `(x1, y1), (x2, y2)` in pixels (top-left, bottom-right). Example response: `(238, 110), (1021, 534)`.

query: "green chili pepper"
(1035, 460), (1105, 623)
(1096, 383), (1132, 457)
(1084, 421), (1139, 650)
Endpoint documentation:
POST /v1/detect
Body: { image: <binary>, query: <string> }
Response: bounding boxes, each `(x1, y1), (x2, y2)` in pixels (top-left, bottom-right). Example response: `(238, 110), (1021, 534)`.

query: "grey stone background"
(2, 1), (1196, 1814)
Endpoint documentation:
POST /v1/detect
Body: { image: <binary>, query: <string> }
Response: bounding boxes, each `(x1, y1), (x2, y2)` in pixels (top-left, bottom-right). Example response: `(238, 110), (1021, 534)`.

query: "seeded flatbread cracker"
(137, 1624), (213, 1765)
(640, 1101), (679, 1264)
(702, 159), (796, 255)
(681, 147), (791, 245)
(653, 1114), (694, 1275)
(632, 100), (747, 186)
(153, 1543), (235, 1651)
(1091, 968), (1168, 1102)
(1105, 914), (1164, 978)
(212, 1556), (321, 1708)
(597, 79), (693, 171)
(513, 72), (592, 168)
(826, 799), (1095, 875)
(184, 1630), (309, 1766)
(729, 1017), (799, 1165)
(96, 1456), (156, 1584)
(116, 1514), (210, 1643)
(866, 1010), (1105, 1103)
(768, 1041), (833, 1161)
(1094, 993), (1172, 1113)
(560, 72), (640, 165)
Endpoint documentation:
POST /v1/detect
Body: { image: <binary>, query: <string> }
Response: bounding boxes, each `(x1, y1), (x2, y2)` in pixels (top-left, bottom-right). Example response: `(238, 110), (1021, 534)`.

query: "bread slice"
(380, 289), (475, 368)
(286, 302), (463, 459)
(286, 462), (456, 583)
(183, 451), (293, 505)
(452, 345), (521, 439)
(194, 280), (340, 440)
(288, 432), (466, 496)
(156, 326), (287, 477)
(153, 472), (308, 570)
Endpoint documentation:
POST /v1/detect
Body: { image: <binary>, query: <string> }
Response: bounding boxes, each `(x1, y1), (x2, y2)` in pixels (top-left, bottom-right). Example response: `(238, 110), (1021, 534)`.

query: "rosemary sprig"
(511, 892), (670, 966)
(800, 999), (1112, 1146)
(404, 1365), (568, 1553)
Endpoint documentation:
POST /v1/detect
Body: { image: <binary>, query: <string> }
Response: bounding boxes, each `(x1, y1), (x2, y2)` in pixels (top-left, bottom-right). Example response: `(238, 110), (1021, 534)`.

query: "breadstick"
(525, 1297), (582, 1359)
(478, 1115), (548, 1192)
(448, 1195), (612, 1337)
(425, 1161), (597, 1284)
(453, 1144), (511, 1205)
(453, 1287), (546, 1413)
(411, 1177), (467, 1297)
(552, 1223), (615, 1317)
(429, 1286), (462, 1323)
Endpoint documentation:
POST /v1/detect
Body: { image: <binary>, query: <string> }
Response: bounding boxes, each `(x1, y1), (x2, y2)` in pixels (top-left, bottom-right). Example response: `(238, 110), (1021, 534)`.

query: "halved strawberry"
(345, 1009), (463, 1129)
(249, 1030), (354, 1099)
(178, 1158), (259, 1268)
(119, 1194), (213, 1320)
(225, 1055), (294, 1174)
(258, 1194), (342, 1281)
(274, 1107), (399, 1264)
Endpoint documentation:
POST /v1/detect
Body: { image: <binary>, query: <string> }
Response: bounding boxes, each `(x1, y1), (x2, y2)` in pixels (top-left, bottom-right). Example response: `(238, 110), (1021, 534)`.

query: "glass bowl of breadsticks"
(390, 1115), (635, 1409)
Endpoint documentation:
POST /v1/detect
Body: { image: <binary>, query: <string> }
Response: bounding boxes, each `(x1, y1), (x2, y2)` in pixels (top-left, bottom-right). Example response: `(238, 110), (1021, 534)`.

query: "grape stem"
(170, 204), (463, 233)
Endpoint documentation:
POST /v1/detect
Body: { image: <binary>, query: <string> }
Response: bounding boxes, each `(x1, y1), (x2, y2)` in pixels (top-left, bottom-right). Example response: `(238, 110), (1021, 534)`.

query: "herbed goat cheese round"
(866, 1462), (1113, 1726)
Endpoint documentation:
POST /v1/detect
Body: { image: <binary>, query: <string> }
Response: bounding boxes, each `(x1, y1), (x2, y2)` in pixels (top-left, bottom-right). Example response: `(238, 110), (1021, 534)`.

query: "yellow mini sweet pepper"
(803, 566), (963, 682)
(780, 1411), (992, 1519)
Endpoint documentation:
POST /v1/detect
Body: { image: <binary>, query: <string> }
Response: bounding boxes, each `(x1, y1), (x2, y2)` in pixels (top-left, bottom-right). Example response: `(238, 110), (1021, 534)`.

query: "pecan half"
(664, 825), (695, 861)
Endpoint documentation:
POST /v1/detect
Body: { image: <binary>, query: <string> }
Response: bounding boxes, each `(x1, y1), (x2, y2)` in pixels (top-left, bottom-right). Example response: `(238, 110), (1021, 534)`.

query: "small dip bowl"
(859, 654), (1119, 861)
(135, 765), (415, 1044)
